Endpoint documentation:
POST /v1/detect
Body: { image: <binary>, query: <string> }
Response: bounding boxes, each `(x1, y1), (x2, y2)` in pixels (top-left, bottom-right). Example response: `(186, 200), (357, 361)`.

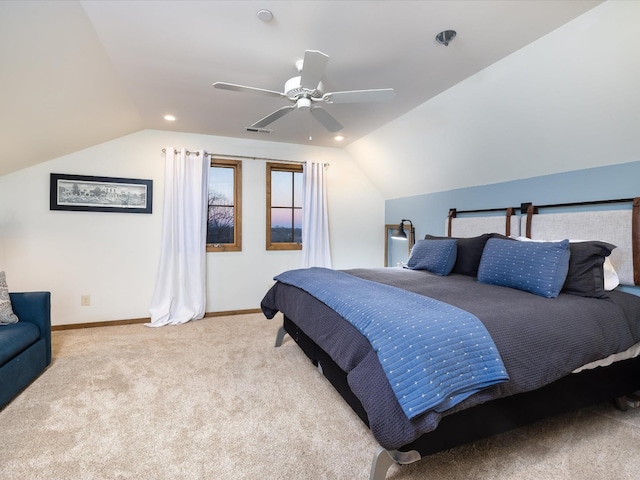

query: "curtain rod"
(160, 148), (306, 165)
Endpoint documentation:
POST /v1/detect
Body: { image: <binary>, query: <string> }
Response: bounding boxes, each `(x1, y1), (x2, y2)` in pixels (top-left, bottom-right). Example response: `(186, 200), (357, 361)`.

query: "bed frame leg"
(369, 447), (421, 480)
(614, 396), (628, 411)
(274, 325), (287, 347)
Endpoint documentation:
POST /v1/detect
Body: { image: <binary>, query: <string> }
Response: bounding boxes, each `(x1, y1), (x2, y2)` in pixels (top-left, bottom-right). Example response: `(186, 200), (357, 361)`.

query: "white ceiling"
(0, 0), (603, 176)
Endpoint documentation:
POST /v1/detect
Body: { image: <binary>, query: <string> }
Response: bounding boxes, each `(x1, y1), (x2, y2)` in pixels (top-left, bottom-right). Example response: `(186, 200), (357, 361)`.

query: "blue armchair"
(0, 292), (51, 410)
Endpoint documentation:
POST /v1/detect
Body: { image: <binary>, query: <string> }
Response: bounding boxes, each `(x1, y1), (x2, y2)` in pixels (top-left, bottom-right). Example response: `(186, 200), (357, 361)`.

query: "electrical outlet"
(81, 295), (90, 306)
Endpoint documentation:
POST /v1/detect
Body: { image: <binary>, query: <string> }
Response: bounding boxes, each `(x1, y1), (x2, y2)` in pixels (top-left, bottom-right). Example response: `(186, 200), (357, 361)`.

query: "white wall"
(0, 129), (384, 326)
(346, 0), (640, 200)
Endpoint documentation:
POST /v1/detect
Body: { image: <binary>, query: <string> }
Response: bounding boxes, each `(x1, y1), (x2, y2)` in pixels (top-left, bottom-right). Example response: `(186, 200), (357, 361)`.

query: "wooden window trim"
(266, 162), (303, 251)
(207, 158), (242, 252)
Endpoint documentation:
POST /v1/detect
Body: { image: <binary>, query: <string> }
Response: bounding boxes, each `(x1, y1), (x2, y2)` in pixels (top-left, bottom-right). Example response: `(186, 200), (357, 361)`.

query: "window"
(207, 159), (241, 252)
(266, 162), (303, 250)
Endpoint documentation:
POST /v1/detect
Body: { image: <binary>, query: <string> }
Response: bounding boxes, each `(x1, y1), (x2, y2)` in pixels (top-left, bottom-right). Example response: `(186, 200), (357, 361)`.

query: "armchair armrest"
(9, 292), (52, 365)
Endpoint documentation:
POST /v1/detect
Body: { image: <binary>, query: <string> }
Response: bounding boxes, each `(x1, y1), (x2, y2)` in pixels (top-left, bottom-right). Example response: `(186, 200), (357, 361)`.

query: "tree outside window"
(207, 159), (242, 252)
(266, 162), (303, 250)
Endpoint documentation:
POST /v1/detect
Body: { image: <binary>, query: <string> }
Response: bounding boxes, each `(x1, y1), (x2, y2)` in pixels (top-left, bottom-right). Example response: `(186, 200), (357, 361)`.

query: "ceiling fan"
(213, 50), (395, 133)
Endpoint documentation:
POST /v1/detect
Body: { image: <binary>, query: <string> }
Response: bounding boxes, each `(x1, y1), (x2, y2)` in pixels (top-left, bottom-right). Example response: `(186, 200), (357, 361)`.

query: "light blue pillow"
(407, 239), (457, 276)
(477, 238), (571, 298)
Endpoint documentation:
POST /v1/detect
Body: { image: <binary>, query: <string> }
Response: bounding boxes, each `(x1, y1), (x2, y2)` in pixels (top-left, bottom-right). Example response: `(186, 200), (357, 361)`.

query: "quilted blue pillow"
(477, 238), (571, 298)
(407, 239), (457, 276)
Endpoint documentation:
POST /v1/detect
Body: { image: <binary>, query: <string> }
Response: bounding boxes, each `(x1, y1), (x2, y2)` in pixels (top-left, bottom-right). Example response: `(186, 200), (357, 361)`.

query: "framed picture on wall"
(50, 173), (153, 214)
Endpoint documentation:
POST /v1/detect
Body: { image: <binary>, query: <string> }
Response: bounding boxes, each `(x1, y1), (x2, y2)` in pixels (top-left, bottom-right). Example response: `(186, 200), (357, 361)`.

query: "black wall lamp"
(391, 219), (415, 246)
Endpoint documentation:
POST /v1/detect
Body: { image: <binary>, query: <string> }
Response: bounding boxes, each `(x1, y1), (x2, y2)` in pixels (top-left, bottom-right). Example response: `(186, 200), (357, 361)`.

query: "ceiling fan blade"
(322, 88), (396, 104)
(310, 107), (343, 133)
(213, 82), (286, 99)
(300, 50), (329, 90)
(252, 105), (296, 128)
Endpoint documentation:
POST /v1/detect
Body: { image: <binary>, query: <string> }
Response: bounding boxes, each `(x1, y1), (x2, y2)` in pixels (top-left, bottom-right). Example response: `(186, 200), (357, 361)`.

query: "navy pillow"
(407, 239), (457, 276)
(562, 241), (616, 298)
(478, 238), (571, 298)
(424, 233), (494, 277)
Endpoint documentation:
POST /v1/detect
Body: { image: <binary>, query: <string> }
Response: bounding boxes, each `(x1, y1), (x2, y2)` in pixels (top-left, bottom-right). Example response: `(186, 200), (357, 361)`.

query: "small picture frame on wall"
(50, 173), (153, 214)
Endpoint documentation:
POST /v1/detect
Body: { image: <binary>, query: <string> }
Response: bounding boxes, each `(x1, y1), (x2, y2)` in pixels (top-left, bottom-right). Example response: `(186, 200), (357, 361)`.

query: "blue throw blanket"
(274, 268), (509, 419)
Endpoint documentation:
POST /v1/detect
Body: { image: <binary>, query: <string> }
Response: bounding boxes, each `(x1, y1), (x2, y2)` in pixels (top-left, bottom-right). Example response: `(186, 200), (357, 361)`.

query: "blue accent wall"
(386, 160), (640, 295)
(386, 161), (640, 236)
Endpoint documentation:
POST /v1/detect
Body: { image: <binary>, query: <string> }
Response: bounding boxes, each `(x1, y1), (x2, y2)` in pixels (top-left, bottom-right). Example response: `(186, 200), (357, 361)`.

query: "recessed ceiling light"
(256, 9), (273, 22)
(164, 114), (176, 121)
(334, 135), (345, 142)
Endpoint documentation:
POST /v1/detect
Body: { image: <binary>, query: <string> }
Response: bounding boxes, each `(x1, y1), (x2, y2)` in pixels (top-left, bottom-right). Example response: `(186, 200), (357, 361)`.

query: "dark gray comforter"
(260, 268), (640, 450)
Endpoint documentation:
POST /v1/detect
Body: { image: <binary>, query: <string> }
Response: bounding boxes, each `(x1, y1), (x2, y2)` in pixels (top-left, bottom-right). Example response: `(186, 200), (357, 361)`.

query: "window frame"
(266, 162), (303, 251)
(207, 158), (242, 252)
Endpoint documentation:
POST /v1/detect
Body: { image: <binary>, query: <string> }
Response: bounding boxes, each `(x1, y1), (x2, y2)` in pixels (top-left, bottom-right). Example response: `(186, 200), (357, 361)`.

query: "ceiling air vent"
(246, 127), (273, 134)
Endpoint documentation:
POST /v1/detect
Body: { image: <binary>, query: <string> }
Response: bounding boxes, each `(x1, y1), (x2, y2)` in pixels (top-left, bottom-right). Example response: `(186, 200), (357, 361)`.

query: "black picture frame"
(50, 173), (153, 214)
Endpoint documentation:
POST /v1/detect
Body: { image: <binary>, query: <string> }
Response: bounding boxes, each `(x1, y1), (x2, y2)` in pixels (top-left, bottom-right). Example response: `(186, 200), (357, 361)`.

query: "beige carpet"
(1, 313), (640, 480)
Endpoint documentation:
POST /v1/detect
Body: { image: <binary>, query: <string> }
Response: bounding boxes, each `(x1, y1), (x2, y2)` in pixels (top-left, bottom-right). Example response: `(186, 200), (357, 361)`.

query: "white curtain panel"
(301, 161), (332, 268)
(147, 148), (209, 327)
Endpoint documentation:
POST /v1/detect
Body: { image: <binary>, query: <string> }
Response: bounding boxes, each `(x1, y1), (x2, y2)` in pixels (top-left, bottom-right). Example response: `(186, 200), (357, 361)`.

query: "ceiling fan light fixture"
(297, 98), (312, 110)
(435, 30), (457, 46)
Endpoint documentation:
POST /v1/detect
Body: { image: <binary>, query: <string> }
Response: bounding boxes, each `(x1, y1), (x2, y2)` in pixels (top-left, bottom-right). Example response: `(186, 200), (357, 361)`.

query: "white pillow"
(603, 258), (620, 290)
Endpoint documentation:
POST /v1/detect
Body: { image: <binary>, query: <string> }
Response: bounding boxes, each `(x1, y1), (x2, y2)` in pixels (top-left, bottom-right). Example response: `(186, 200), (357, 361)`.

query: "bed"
(260, 197), (640, 480)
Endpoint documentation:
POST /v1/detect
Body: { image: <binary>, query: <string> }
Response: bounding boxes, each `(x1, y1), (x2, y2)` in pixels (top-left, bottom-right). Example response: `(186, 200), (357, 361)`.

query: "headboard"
(447, 207), (520, 238)
(445, 197), (640, 287)
(522, 198), (640, 286)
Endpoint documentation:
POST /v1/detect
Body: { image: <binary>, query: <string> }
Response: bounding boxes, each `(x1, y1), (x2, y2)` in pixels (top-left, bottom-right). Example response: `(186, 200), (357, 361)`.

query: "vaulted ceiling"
(0, 0), (603, 176)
